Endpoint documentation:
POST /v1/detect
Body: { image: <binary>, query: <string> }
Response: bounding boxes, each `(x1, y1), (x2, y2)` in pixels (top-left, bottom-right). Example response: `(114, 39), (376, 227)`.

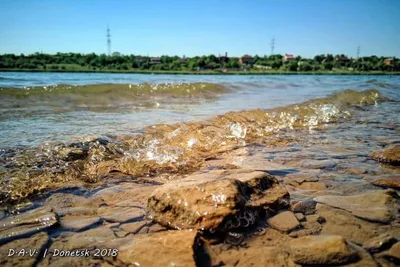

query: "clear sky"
(0, 0), (399, 57)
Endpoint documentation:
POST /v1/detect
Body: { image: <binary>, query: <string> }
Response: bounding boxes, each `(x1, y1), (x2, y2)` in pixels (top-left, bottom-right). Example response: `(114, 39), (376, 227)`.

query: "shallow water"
(1, 72), (399, 147)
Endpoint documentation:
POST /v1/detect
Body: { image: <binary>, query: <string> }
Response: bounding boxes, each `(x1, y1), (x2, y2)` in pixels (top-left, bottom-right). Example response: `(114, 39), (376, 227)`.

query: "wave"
(0, 89), (390, 203)
(0, 82), (232, 109)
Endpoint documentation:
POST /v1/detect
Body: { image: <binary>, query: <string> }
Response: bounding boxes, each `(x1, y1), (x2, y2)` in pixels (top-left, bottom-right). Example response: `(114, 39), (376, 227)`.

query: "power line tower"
(107, 26), (111, 56)
(356, 45), (360, 59)
(271, 38), (275, 55)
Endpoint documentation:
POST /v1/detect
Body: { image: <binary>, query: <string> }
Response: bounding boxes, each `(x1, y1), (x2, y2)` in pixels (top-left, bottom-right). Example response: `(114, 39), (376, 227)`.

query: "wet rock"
(44, 193), (101, 216)
(289, 235), (358, 265)
(59, 147), (88, 161)
(120, 221), (148, 234)
(0, 208), (58, 243)
(363, 233), (398, 253)
(59, 215), (102, 231)
(289, 221), (322, 238)
(371, 144), (400, 165)
(291, 199), (317, 215)
(53, 206), (98, 217)
(267, 211), (300, 233)
(300, 159), (339, 169)
(98, 206), (145, 223)
(211, 246), (299, 267)
(365, 175), (400, 189)
(316, 203), (396, 244)
(148, 169), (289, 231)
(314, 190), (399, 223)
(116, 230), (197, 267)
(294, 213), (305, 221)
(0, 232), (48, 267)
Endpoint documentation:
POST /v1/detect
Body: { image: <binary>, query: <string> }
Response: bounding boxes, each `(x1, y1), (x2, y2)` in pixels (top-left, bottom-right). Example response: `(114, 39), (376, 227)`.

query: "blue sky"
(0, 0), (399, 57)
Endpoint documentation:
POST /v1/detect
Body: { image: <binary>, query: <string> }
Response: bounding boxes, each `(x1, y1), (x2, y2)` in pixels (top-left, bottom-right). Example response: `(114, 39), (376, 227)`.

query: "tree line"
(0, 52), (398, 72)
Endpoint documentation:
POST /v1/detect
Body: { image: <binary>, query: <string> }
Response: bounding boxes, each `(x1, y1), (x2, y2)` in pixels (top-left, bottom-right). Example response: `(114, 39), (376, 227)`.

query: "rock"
(346, 242), (379, 267)
(306, 214), (326, 223)
(292, 199), (317, 215)
(59, 147), (88, 161)
(300, 159), (339, 169)
(98, 206), (145, 223)
(314, 190), (399, 223)
(267, 211), (300, 232)
(120, 221), (148, 234)
(316, 203), (394, 244)
(211, 246), (299, 267)
(289, 235), (358, 265)
(59, 216), (102, 231)
(116, 230), (197, 267)
(0, 208), (58, 243)
(363, 234), (398, 253)
(297, 182), (327, 190)
(371, 144), (400, 165)
(294, 213), (305, 221)
(289, 221), (322, 238)
(365, 175), (400, 189)
(0, 232), (48, 267)
(386, 242), (400, 260)
(148, 169), (289, 231)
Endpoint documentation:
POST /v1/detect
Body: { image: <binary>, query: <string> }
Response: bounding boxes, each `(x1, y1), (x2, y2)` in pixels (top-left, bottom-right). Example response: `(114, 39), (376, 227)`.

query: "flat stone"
(98, 206), (145, 223)
(316, 203), (394, 244)
(289, 221), (322, 238)
(371, 144), (400, 165)
(386, 242), (400, 260)
(267, 211), (300, 232)
(297, 181), (327, 190)
(59, 216), (102, 231)
(116, 230), (197, 267)
(0, 232), (48, 267)
(148, 169), (289, 231)
(300, 159), (339, 169)
(363, 234), (398, 253)
(292, 199), (317, 215)
(314, 190), (399, 223)
(346, 242), (378, 267)
(120, 221), (148, 234)
(365, 175), (400, 189)
(289, 235), (358, 265)
(0, 208), (58, 243)
(294, 213), (305, 221)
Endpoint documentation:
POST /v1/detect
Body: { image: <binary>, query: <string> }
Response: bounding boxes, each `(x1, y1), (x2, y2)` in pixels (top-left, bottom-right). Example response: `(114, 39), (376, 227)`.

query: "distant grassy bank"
(1, 68), (399, 75)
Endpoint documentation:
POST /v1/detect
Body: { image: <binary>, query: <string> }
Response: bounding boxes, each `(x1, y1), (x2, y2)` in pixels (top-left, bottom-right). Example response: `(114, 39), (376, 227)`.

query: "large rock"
(148, 169), (289, 231)
(364, 175), (400, 189)
(0, 232), (48, 267)
(0, 208), (58, 243)
(116, 230), (197, 267)
(267, 211), (300, 232)
(316, 203), (399, 244)
(289, 235), (358, 265)
(363, 234), (398, 253)
(371, 145), (400, 165)
(314, 190), (399, 223)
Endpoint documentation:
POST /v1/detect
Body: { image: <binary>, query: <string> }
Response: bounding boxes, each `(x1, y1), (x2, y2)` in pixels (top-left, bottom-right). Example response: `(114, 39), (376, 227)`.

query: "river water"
(1, 72), (399, 148)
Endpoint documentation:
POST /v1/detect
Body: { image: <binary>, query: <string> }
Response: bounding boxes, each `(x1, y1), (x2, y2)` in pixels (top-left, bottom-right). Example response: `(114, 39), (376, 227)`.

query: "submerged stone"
(371, 145), (400, 166)
(148, 169), (289, 231)
(314, 190), (399, 223)
(267, 211), (300, 233)
(0, 208), (58, 243)
(289, 235), (358, 265)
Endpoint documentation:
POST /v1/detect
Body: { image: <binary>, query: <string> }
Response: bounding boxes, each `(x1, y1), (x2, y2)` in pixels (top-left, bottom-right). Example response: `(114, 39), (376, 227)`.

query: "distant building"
(219, 52), (229, 63)
(134, 56), (146, 64)
(150, 57), (161, 64)
(283, 54), (295, 62)
(335, 56), (350, 62)
(384, 58), (395, 66)
(239, 54), (254, 65)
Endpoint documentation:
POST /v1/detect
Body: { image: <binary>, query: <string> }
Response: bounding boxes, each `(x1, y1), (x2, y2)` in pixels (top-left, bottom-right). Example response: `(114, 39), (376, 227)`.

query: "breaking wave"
(0, 88), (391, 203)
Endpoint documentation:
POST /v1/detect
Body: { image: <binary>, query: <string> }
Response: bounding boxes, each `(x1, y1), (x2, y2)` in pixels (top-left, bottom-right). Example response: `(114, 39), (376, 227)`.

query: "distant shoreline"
(1, 69), (400, 75)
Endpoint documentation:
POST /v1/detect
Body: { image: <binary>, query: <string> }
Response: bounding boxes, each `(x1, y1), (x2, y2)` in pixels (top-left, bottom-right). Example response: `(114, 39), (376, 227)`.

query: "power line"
(272, 38), (276, 55)
(107, 26), (111, 56)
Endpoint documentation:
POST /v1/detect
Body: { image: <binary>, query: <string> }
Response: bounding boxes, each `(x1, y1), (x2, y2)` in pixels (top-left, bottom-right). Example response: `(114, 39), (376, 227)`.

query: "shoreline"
(1, 68), (400, 75)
